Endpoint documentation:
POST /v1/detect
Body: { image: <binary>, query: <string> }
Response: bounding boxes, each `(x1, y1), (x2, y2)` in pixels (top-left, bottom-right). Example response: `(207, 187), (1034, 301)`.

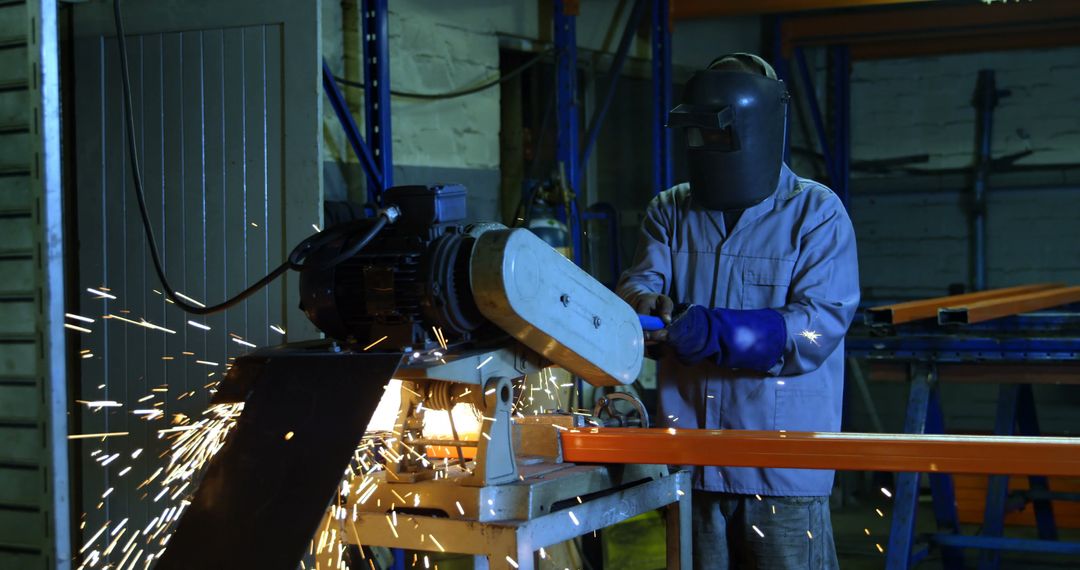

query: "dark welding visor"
(668, 103), (737, 151)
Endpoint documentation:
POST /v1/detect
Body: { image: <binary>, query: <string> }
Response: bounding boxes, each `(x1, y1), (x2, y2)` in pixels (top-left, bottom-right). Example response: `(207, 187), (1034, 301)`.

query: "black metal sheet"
(157, 342), (401, 569)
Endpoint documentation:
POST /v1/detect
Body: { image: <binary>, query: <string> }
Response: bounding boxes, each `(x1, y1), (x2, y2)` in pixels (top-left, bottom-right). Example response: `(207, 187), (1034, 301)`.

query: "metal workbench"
(847, 311), (1080, 569)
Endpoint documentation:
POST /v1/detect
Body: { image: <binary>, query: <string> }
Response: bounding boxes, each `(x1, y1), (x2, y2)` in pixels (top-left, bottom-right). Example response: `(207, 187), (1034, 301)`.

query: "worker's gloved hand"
(665, 305), (787, 372)
(633, 293), (675, 342)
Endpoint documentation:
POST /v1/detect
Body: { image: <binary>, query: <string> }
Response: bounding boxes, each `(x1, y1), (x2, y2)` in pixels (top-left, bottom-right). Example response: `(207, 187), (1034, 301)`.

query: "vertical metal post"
(323, 61), (384, 191)
(34, 0), (71, 566)
(772, 16), (792, 166)
(794, 47), (837, 186)
(885, 363), (934, 570)
(926, 389), (965, 569)
(830, 45), (851, 208)
(979, 383), (1019, 570)
(651, 0), (673, 194)
(579, 0), (648, 178)
(362, 0), (392, 199)
(553, 0), (583, 268)
(1015, 384), (1058, 541)
(971, 70), (1001, 292)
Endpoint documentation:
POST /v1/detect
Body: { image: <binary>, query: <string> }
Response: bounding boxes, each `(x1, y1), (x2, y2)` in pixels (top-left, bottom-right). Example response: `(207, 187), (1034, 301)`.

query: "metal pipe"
(561, 428), (1080, 476)
(865, 283), (1064, 325)
(794, 47), (836, 184)
(579, 0), (648, 179)
(971, 69), (1002, 291)
(831, 45), (851, 207)
(938, 285), (1080, 325)
(322, 61), (383, 193)
(362, 0), (393, 194)
(554, 0), (584, 269)
(651, 0), (673, 193)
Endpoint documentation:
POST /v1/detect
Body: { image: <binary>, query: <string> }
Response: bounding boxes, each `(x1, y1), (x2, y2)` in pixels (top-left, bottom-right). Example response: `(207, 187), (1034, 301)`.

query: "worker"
(617, 53), (860, 569)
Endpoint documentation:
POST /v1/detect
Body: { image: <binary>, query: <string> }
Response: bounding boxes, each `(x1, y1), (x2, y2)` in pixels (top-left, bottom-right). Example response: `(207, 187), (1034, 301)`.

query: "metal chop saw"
(158, 185), (689, 569)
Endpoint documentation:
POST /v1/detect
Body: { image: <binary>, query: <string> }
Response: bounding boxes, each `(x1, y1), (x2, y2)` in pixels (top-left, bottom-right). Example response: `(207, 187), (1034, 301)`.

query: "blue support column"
(926, 389), (966, 569)
(1016, 384), (1058, 541)
(794, 47), (837, 186)
(651, 0), (673, 194)
(553, 0), (584, 267)
(979, 384), (1020, 570)
(362, 0), (392, 199)
(323, 61), (383, 192)
(579, 0), (648, 178)
(772, 16), (792, 166)
(885, 363), (933, 570)
(830, 45), (851, 208)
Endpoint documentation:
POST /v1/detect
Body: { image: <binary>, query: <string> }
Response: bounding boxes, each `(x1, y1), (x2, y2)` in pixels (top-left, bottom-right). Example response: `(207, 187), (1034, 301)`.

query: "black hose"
(334, 49), (552, 100)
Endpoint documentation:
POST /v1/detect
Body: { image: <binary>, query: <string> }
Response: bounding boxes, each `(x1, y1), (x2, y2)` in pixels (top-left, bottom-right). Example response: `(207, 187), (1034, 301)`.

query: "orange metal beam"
(939, 285), (1080, 325)
(561, 428), (1080, 476)
(866, 283), (1063, 325)
(673, 0), (936, 20)
(780, 0), (1080, 59)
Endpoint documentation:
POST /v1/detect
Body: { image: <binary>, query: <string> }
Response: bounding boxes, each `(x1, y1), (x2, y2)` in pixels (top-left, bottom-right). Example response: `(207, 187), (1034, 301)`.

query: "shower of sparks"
(568, 511), (580, 525)
(881, 487), (893, 498)
(66, 313), (95, 323)
(752, 525), (765, 538)
(312, 223), (322, 232)
(875, 508), (885, 517)
(86, 287), (117, 299)
(505, 556), (519, 569)
(432, 326), (448, 349)
(363, 335), (389, 351)
(74, 281), (591, 570)
(104, 314), (177, 334)
(76, 400), (122, 408)
(65, 323), (93, 333)
(476, 356), (493, 369)
(807, 530), (814, 539)
(876, 544), (884, 553)
(68, 431), (130, 440)
(174, 292), (205, 308)
(799, 329), (822, 345)
(187, 320), (211, 331)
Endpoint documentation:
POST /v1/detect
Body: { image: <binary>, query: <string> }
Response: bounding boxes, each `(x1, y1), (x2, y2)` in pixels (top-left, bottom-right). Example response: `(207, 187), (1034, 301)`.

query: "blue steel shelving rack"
(326, 0), (674, 267)
(323, 0), (393, 207)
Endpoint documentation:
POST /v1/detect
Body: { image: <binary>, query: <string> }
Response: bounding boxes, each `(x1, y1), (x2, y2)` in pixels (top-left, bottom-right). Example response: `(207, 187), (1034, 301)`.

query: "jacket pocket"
(774, 389), (828, 432)
(741, 258), (794, 309)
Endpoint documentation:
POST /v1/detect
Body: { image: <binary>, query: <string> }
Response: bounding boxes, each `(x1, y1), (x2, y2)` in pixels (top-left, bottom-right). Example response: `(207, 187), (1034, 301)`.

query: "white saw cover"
(470, 228), (643, 386)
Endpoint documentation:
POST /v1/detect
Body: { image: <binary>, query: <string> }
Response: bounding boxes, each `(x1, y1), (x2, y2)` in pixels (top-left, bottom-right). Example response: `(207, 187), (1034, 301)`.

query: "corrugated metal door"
(0, 0), (69, 568)
(69, 1), (321, 565)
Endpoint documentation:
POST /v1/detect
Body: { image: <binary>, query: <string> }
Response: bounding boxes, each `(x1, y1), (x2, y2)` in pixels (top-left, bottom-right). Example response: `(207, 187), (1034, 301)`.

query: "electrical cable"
(334, 48), (554, 100)
(112, 0), (393, 316)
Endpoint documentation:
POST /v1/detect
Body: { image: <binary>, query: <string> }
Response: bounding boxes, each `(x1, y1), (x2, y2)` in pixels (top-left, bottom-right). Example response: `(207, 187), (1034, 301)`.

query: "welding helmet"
(668, 54), (789, 211)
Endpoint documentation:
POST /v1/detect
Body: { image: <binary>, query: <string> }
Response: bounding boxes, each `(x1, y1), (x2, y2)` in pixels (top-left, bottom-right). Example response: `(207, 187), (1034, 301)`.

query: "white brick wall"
(845, 47), (1080, 297)
(852, 47), (1080, 170)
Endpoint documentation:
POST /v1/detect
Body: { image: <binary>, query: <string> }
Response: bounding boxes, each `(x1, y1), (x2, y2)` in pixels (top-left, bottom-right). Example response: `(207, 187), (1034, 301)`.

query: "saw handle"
(638, 314), (666, 331)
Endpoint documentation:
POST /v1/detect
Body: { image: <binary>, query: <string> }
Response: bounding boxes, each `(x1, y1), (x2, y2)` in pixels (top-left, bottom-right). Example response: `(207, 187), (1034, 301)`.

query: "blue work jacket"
(616, 165), (860, 496)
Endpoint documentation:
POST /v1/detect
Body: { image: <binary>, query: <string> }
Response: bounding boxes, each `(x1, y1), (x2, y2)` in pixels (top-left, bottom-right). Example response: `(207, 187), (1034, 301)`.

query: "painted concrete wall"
(846, 47), (1080, 299)
(320, 1), (759, 222)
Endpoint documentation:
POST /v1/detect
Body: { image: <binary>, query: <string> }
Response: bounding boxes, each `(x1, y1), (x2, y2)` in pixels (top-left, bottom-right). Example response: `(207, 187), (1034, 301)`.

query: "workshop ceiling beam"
(780, 0), (1080, 59)
(673, 0), (938, 20)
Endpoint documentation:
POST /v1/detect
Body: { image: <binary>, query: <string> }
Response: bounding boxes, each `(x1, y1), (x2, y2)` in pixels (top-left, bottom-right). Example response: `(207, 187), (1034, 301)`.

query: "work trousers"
(691, 492), (838, 570)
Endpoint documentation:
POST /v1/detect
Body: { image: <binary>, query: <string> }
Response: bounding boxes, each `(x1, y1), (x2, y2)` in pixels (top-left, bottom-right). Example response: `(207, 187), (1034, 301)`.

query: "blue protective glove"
(666, 305), (787, 371)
